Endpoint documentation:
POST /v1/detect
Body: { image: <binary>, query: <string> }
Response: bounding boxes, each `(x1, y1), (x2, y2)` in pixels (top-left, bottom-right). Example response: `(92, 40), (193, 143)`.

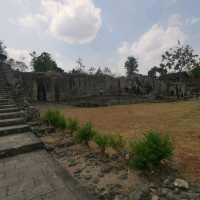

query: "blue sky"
(0, 0), (200, 75)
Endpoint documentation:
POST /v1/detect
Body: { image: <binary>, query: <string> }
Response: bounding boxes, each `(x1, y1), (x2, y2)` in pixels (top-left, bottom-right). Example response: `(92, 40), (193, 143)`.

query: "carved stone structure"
(1, 62), (200, 106)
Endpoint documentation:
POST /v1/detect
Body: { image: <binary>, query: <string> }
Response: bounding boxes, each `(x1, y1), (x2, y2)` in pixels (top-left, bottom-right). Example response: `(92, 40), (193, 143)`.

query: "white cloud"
(190, 16), (200, 25)
(118, 16), (187, 75)
(18, 0), (102, 44)
(18, 14), (48, 29)
(168, 14), (183, 27)
(7, 48), (32, 66)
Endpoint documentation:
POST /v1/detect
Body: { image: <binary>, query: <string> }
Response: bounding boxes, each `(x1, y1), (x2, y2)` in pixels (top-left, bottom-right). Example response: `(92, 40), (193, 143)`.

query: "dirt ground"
(36, 100), (200, 184)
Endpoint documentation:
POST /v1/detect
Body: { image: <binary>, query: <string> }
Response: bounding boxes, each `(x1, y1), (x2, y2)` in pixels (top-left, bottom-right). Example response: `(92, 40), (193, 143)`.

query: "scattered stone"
(174, 178), (189, 190)
(118, 171), (128, 180)
(92, 177), (99, 184)
(84, 174), (92, 180)
(101, 165), (113, 173)
(44, 144), (55, 152)
(129, 185), (150, 200)
(151, 194), (159, 200)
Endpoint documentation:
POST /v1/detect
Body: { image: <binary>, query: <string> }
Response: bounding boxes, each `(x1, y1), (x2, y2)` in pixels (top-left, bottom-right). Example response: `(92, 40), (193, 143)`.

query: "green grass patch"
(43, 109), (66, 130)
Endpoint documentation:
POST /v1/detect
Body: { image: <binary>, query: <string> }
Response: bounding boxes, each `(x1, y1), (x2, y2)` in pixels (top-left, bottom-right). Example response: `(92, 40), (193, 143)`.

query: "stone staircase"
(0, 73), (43, 158)
(0, 66), (95, 200)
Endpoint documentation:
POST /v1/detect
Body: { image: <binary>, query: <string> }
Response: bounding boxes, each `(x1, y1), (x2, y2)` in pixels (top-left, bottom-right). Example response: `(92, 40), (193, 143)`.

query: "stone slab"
(0, 133), (43, 158)
(0, 124), (29, 136)
(0, 150), (95, 200)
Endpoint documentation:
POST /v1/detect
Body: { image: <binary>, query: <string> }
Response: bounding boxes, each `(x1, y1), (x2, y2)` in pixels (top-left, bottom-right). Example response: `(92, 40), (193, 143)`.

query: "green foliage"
(128, 131), (173, 170)
(160, 43), (199, 75)
(124, 56), (138, 77)
(94, 133), (110, 154)
(31, 51), (63, 72)
(108, 134), (125, 153)
(75, 122), (96, 145)
(191, 66), (200, 79)
(66, 118), (79, 134)
(44, 110), (66, 130)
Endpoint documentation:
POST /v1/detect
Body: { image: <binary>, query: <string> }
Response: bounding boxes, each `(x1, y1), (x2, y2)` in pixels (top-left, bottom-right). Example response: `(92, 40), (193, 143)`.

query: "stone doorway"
(37, 83), (47, 101)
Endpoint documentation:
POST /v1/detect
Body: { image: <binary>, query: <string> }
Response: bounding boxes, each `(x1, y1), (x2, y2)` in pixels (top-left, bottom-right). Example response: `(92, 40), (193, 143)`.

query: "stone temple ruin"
(1, 62), (200, 106)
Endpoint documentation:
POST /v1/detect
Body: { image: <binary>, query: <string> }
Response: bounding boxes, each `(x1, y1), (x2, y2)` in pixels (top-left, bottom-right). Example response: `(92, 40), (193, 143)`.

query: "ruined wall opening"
(37, 82), (47, 101)
(55, 84), (60, 102)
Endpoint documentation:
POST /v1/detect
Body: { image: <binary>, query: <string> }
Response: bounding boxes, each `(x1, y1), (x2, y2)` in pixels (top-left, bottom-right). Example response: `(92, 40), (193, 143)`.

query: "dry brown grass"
(36, 101), (200, 184)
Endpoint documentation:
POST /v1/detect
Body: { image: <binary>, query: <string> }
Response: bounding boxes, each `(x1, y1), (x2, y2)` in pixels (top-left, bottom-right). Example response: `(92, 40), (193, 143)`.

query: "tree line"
(1, 40), (200, 79)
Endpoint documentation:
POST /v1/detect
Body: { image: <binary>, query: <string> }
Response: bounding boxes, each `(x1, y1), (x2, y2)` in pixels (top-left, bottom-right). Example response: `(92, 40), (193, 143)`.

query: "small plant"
(75, 122), (96, 146)
(43, 110), (66, 130)
(108, 134), (125, 154)
(128, 131), (173, 170)
(94, 133), (110, 154)
(66, 118), (79, 134)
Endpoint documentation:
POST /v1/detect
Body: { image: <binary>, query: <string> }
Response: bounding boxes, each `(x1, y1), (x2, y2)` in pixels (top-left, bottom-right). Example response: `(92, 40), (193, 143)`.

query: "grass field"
(36, 101), (200, 184)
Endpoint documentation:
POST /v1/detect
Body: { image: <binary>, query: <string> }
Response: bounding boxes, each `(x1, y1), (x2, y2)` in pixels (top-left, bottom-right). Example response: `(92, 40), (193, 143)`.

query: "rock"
(151, 194), (159, 200)
(101, 165), (113, 173)
(118, 172), (128, 180)
(92, 177), (99, 184)
(65, 140), (75, 147)
(174, 179), (189, 190)
(84, 174), (92, 180)
(160, 188), (169, 196)
(129, 185), (149, 200)
(98, 172), (104, 178)
(44, 144), (54, 152)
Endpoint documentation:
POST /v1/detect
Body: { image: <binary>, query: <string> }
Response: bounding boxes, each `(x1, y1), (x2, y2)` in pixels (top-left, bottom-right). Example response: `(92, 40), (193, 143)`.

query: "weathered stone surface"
(0, 150), (95, 200)
(174, 178), (189, 190)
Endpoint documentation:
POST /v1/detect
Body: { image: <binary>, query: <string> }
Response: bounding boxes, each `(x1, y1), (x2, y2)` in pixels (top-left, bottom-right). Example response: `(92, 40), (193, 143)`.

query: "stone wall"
(1, 62), (198, 106)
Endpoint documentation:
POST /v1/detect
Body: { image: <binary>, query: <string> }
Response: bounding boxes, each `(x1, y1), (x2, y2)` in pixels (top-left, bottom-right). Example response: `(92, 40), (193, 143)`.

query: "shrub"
(44, 110), (66, 130)
(94, 133), (110, 154)
(128, 131), (173, 170)
(108, 134), (125, 153)
(75, 122), (96, 145)
(66, 118), (79, 134)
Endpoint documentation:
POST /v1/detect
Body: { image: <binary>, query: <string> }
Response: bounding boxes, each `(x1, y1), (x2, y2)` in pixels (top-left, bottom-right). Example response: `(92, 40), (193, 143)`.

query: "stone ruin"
(1, 62), (200, 107)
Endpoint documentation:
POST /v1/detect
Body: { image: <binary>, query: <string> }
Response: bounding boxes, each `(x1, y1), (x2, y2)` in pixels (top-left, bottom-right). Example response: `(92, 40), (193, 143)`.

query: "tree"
(103, 67), (112, 76)
(31, 52), (63, 72)
(7, 58), (28, 72)
(160, 43), (199, 78)
(88, 67), (96, 74)
(0, 41), (7, 55)
(76, 58), (85, 73)
(124, 56), (138, 77)
(95, 67), (103, 75)
(148, 66), (159, 78)
(191, 66), (200, 79)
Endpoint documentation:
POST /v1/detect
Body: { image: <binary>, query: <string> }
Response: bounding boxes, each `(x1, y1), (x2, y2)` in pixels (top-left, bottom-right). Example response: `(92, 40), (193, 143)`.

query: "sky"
(0, 0), (200, 75)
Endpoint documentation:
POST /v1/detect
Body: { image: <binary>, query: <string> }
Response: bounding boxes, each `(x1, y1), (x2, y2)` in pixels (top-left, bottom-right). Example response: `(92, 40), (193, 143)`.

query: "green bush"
(44, 110), (66, 130)
(108, 134), (125, 153)
(75, 122), (96, 145)
(128, 131), (173, 170)
(94, 133), (110, 154)
(66, 118), (79, 134)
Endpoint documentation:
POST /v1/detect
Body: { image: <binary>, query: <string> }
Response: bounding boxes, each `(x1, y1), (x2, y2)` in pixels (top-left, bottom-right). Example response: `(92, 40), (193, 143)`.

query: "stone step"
(0, 132), (43, 158)
(0, 104), (17, 109)
(0, 107), (19, 113)
(0, 111), (24, 120)
(0, 99), (11, 104)
(0, 124), (30, 136)
(0, 102), (14, 107)
(0, 94), (10, 97)
(0, 117), (25, 127)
